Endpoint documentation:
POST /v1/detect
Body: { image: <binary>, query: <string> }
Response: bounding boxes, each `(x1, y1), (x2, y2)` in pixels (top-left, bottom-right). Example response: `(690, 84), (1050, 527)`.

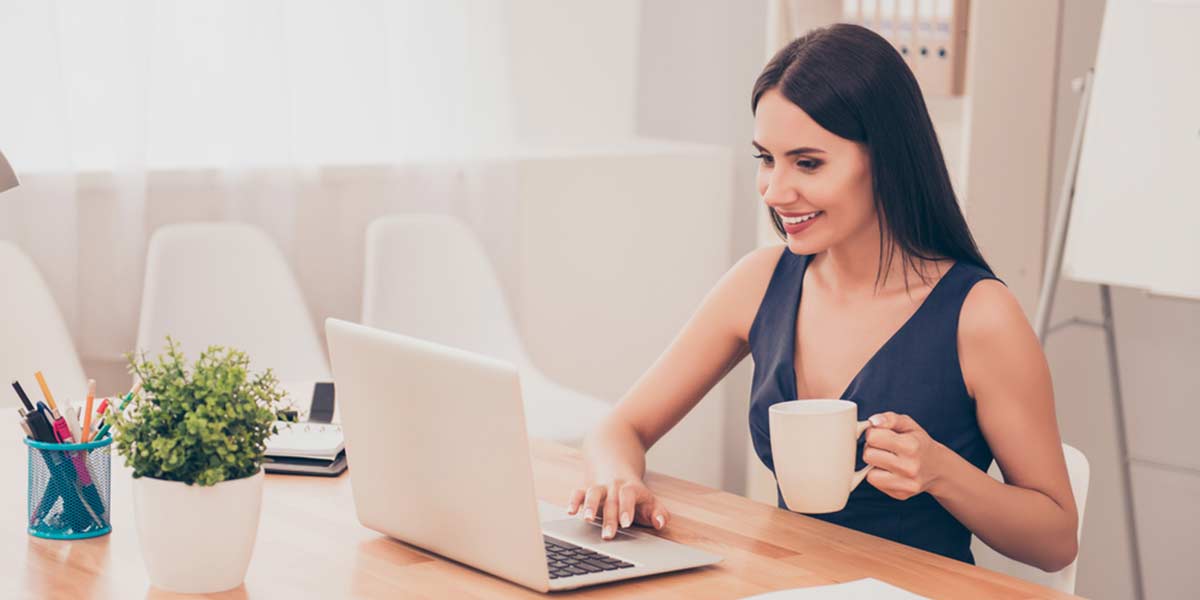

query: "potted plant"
(107, 338), (290, 594)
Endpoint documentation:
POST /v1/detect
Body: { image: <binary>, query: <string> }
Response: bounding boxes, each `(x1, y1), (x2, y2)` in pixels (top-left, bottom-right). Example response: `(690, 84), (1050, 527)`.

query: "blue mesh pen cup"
(24, 436), (113, 539)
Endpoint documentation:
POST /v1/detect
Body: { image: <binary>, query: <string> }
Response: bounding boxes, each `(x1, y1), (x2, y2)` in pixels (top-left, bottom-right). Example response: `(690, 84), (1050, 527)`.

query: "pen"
(12, 380), (36, 413)
(82, 380), (95, 443)
(34, 371), (60, 413)
(65, 404), (83, 443)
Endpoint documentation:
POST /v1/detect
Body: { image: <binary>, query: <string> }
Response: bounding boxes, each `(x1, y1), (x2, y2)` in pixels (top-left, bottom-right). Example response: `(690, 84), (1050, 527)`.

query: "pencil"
(81, 380), (95, 443)
(34, 371), (59, 413)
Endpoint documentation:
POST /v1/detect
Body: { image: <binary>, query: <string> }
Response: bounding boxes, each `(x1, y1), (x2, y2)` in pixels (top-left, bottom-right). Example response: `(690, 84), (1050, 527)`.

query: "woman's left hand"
(862, 411), (950, 500)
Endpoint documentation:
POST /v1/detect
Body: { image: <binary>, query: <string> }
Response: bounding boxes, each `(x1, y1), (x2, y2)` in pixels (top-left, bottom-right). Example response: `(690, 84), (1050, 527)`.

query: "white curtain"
(0, 0), (519, 365)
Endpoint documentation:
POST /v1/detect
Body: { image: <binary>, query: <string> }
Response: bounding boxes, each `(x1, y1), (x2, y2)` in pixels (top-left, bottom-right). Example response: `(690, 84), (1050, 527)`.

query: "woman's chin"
(785, 236), (826, 257)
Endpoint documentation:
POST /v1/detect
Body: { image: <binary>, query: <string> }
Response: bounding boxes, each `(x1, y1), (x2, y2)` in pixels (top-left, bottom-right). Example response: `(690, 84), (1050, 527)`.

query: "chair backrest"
(0, 242), (87, 407)
(362, 214), (529, 367)
(972, 443), (1090, 594)
(136, 223), (329, 383)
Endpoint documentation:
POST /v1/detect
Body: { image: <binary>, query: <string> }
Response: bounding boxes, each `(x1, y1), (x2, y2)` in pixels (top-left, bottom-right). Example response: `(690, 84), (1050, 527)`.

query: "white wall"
(507, 0), (641, 144)
(633, 0), (768, 492)
(1047, 10), (1200, 599)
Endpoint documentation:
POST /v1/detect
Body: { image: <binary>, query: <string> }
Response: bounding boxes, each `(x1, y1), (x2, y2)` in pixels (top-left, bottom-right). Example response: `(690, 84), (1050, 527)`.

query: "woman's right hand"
(566, 478), (671, 540)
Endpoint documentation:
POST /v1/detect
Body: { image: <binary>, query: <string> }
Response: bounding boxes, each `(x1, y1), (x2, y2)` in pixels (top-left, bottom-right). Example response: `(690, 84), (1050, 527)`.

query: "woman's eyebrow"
(751, 141), (826, 156)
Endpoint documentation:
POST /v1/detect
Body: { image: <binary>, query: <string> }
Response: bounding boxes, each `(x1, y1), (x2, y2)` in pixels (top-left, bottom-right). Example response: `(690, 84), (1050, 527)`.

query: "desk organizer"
(25, 436), (112, 539)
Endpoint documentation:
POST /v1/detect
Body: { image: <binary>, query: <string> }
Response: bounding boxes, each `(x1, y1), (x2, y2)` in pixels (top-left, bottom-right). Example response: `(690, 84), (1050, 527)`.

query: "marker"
(91, 398), (111, 436)
(24, 407), (56, 443)
(95, 381), (141, 440)
(81, 380), (95, 443)
(34, 371), (59, 413)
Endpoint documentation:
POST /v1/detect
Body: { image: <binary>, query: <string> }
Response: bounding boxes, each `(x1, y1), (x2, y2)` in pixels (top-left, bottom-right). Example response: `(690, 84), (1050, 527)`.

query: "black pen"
(11, 380), (36, 413)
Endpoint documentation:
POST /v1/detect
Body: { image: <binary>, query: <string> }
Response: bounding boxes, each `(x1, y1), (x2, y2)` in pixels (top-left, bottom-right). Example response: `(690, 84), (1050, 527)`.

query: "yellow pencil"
(81, 379), (96, 443)
(34, 371), (59, 413)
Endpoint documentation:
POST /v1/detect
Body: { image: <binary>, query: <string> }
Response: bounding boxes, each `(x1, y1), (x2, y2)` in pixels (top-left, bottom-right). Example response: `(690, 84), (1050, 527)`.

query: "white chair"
(136, 223), (329, 383)
(362, 214), (609, 445)
(0, 242), (87, 407)
(971, 443), (1090, 594)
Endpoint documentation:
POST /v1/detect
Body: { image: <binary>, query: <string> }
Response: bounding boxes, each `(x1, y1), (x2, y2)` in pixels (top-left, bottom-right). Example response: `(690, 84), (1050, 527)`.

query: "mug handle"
(850, 420), (874, 490)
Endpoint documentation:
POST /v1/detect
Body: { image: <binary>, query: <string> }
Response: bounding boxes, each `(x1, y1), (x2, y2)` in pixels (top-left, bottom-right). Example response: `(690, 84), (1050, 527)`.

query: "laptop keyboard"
(544, 535), (635, 579)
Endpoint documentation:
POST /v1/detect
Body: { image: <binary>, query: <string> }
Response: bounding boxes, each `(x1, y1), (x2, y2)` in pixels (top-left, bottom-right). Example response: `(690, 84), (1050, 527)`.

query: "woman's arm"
(945, 279), (1079, 570)
(863, 279), (1078, 571)
(572, 245), (785, 539)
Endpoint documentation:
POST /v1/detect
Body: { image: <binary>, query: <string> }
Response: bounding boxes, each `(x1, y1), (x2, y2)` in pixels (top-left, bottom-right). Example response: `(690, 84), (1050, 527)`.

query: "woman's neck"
(811, 220), (932, 298)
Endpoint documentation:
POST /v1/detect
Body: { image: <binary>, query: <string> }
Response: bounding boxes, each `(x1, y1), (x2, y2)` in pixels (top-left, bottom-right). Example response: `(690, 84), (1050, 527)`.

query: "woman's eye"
(796, 159), (822, 170)
(752, 153), (774, 166)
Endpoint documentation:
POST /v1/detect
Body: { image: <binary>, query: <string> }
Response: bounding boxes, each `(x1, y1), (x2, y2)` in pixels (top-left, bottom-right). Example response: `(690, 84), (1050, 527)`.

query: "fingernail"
(656, 515), (665, 529)
(620, 512), (631, 528)
(603, 525), (613, 538)
(584, 508), (594, 520)
(869, 415), (883, 426)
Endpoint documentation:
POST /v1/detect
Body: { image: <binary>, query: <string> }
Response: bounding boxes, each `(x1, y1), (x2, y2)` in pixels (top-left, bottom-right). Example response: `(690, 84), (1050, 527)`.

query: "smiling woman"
(751, 24), (990, 287)
(572, 22), (1080, 576)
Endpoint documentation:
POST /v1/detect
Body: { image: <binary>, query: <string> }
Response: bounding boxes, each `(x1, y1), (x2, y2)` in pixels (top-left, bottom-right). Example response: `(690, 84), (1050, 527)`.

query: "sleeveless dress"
(747, 249), (1000, 564)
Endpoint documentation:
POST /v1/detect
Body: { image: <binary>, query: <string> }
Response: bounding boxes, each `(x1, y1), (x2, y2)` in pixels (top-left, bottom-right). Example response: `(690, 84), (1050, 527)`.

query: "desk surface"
(2, 437), (1079, 600)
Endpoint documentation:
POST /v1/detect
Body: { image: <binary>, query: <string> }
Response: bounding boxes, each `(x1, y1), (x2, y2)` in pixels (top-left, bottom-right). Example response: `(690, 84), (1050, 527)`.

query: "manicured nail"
(620, 512), (631, 528)
(869, 415), (884, 426)
(584, 508), (594, 520)
(656, 515), (665, 529)
(603, 525), (614, 539)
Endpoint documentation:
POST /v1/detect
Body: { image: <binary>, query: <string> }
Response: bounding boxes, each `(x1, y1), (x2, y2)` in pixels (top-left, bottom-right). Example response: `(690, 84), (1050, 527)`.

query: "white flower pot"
(132, 469), (264, 594)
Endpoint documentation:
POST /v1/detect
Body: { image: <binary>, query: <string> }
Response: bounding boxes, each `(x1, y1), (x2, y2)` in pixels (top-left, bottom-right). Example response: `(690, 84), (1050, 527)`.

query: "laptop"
(325, 318), (722, 592)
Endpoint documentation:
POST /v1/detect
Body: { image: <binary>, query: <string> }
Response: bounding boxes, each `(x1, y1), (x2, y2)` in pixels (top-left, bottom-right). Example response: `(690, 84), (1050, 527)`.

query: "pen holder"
(24, 436), (113, 539)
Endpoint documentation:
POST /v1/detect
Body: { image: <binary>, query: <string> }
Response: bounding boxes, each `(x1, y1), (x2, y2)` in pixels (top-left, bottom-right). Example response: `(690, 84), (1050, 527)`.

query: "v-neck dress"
(747, 249), (1001, 564)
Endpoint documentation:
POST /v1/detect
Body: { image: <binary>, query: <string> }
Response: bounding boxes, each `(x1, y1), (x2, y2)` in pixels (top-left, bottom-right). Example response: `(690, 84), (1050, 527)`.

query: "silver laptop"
(325, 318), (722, 592)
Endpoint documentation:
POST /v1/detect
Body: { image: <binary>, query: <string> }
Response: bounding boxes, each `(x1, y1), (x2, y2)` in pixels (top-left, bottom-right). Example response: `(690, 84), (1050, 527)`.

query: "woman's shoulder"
(957, 269), (1022, 339)
(717, 244), (789, 341)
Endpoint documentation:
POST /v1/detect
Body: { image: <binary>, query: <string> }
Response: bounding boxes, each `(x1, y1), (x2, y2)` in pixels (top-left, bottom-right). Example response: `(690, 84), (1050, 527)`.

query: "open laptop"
(325, 318), (721, 592)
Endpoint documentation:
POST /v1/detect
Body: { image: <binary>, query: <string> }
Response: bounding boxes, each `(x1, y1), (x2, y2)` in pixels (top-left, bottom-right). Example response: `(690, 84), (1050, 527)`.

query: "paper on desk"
(741, 578), (929, 599)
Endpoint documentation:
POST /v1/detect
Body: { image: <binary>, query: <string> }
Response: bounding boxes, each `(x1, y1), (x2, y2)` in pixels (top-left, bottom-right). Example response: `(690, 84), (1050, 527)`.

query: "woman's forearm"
(581, 415), (648, 483)
(929, 445), (1078, 572)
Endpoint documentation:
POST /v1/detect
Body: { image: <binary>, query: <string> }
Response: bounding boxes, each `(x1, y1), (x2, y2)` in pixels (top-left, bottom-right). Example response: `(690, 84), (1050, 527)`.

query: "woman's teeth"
(780, 211), (822, 225)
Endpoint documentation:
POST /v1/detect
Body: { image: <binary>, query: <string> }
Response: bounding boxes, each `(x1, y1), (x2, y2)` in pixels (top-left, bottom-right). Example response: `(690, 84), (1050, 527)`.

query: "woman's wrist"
(925, 441), (966, 499)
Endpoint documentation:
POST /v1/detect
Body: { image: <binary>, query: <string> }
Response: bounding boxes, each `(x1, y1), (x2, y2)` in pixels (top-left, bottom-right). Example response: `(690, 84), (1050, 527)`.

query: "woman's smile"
(777, 210), (824, 234)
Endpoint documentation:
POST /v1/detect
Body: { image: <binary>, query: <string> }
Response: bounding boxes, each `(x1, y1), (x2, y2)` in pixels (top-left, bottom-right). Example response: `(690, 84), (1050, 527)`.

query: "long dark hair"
(752, 24), (992, 284)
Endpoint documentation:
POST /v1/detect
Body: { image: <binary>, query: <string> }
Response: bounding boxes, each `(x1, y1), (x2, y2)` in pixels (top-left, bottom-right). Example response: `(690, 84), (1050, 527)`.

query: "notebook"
(265, 421), (344, 460)
(265, 381), (346, 476)
(264, 421), (346, 476)
(740, 578), (929, 599)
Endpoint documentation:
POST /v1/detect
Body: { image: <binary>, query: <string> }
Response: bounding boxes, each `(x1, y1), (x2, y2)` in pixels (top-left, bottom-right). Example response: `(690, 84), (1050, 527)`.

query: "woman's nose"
(761, 173), (796, 207)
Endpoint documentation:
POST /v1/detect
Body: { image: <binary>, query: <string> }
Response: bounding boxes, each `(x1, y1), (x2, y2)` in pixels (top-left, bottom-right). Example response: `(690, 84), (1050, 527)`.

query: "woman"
(566, 24), (1079, 570)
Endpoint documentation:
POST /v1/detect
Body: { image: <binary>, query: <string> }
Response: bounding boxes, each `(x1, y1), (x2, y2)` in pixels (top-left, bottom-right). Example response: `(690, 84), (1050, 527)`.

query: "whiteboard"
(1063, 0), (1200, 300)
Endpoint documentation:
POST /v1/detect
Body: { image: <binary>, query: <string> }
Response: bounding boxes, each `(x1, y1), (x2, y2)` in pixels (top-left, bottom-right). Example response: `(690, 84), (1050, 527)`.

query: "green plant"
(108, 337), (291, 486)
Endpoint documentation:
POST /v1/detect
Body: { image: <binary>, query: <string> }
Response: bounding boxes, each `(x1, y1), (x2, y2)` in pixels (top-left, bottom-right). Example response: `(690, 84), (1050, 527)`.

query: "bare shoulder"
(730, 244), (788, 283)
(716, 244), (788, 341)
(959, 278), (1031, 343)
(958, 277), (1047, 398)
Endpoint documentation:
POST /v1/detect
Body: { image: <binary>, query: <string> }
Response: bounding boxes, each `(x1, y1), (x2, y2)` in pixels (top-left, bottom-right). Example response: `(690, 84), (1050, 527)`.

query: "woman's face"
(753, 88), (877, 256)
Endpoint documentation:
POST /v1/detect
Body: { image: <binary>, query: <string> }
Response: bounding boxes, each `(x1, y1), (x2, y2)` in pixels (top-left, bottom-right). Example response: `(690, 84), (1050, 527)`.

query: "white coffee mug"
(769, 399), (873, 514)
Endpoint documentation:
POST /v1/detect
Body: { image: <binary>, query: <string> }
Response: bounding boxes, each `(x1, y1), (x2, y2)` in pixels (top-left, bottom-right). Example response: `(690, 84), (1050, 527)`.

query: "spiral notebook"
(264, 381), (347, 476)
(266, 421), (344, 460)
(264, 421), (346, 476)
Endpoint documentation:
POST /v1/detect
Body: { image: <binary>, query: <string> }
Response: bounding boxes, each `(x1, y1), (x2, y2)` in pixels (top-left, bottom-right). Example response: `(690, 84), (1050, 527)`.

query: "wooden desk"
(2, 437), (1079, 599)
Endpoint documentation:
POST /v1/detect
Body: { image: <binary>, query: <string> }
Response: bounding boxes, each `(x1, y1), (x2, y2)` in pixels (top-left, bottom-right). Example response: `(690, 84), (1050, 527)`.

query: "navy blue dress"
(747, 249), (1000, 564)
